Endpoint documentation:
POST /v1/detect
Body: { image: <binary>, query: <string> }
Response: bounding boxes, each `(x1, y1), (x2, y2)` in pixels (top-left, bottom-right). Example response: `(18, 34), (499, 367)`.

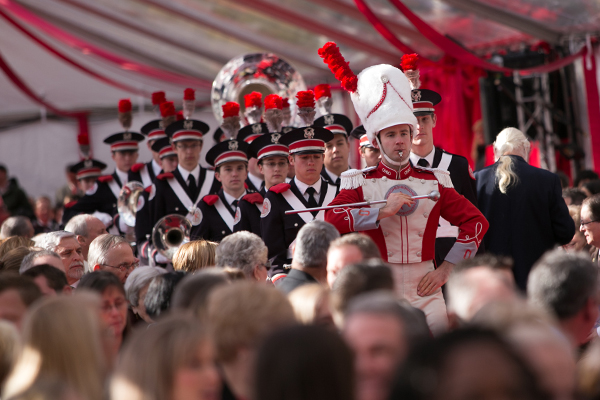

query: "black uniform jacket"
(475, 155), (574, 290)
(128, 161), (157, 188)
(233, 189), (265, 236)
(191, 189), (238, 242)
(62, 171), (123, 224)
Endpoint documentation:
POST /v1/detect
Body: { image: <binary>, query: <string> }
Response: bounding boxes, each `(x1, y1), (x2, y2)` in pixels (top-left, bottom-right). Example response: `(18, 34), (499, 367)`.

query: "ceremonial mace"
(285, 190), (440, 215)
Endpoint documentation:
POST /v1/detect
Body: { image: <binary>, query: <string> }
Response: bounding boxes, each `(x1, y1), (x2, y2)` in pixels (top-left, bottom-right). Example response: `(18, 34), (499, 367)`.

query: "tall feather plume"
(182, 88), (195, 119)
(221, 102), (241, 139)
(281, 98), (291, 127)
(314, 84), (332, 115)
(151, 91), (166, 116)
(317, 42), (357, 93)
(401, 53), (420, 90)
(263, 94), (283, 133)
(296, 90), (316, 127)
(160, 101), (176, 129)
(118, 99), (132, 131)
(244, 92), (263, 125)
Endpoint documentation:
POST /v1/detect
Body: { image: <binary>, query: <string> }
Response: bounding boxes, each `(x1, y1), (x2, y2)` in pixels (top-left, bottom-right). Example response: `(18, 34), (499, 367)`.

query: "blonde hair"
(111, 314), (211, 400)
(172, 240), (217, 273)
(288, 284), (330, 325)
(207, 282), (296, 363)
(3, 293), (107, 400)
(493, 127), (530, 194)
(0, 237), (34, 260)
(0, 320), (20, 389)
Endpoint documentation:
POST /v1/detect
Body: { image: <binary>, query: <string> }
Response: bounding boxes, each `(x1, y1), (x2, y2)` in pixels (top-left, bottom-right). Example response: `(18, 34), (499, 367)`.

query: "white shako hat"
(318, 42), (417, 148)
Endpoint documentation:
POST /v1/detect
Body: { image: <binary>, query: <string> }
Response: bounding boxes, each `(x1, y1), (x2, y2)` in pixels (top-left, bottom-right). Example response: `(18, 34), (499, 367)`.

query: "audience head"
(0, 246), (33, 274)
(582, 179), (600, 198)
(292, 221), (340, 282)
(0, 320), (19, 390)
(453, 253), (515, 285)
(88, 234), (139, 284)
(327, 233), (381, 287)
(38, 231), (84, 285)
(111, 313), (220, 400)
(0, 236), (35, 260)
(255, 324), (354, 400)
(19, 249), (64, 274)
(173, 240), (217, 273)
(288, 284), (334, 329)
(64, 214), (107, 260)
(22, 264), (70, 296)
(575, 169), (599, 189)
(0, 274), (42, 330)
(528, 249), (599, 345)
(78, 271), (128, 347)
(564, 205), (588, 253)
(215, 232), (268, 281)
(33, 196), (53, 225)
(144, 271), (186, 319)
(171, 268), (230, 320)
(562, 188), (586, 206)
(3, 293), (107, 400)
(581, 194), (600, 248)
(0, 216), (34, 240)
(493, 127), (530, 160)
(123, 266), (168, 324)
(343, 292), (429, 400)
(389, 327), (546, 400)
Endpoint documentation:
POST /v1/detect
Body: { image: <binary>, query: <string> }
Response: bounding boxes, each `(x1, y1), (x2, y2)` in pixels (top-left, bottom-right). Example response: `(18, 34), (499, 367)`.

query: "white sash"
(214, 198), (234, 232)
(281, 183), (337, 225)
(437, 152), (452, 172)
(107, 180), (121, 201)
(199, 170), (215, 199)
(140, 166), (152, 188)
(435, 152), (459, 238)
(167, 177), (202, 213)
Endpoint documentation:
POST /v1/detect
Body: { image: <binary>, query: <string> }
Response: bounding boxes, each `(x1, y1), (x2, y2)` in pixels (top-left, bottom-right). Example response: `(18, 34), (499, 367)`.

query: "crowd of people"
(0, 43), (599, 400)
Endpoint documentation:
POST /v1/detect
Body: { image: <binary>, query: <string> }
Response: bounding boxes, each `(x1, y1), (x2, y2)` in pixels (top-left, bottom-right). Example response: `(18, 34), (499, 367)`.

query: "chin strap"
(375, 137), (404, 167)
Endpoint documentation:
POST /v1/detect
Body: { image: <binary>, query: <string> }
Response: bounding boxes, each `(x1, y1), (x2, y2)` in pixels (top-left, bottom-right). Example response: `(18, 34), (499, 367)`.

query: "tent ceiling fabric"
(0, 0), (596, 121)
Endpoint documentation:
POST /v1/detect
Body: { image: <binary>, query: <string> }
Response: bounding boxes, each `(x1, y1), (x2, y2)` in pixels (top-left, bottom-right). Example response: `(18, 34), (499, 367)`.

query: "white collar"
(294, 177), (321, 195)
(325, 167), (340, 183)
(178, 164), (200, 183)
(247, 172), (264, 190)
(151, 159), (162, 176)
(223, 190), (246, 207)
(410, 147), (435, 168)
(115, 169), (128, 186)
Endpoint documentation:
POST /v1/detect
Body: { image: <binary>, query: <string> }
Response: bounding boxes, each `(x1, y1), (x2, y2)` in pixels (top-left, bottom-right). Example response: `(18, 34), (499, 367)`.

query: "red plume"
(160, 101), (176, 117)
(222, 102), (240, 119)
(176, 111), (184, 121)
(400, 54), (418, 71)
(264, 94), (283, 110)
(314, 84), (331, 100)
(152, 91), (166, 106)
(77, 134), (89, 146)
(118, 99), (132, 113)
(296, 91), (315, 109)
(244, 92), (263, 109)
(318, 42), (357, 93)
(183, 88), (195, 101)
(281, 98), (290, 108)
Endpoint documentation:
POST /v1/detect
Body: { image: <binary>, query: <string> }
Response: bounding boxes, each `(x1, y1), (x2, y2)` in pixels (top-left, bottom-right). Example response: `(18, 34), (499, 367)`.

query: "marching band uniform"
(62, 158), (107, 223)
(407, 88), (479, 267)
(238, 122), (269, 192)
(129, 119), (168, 187)
(191, 139), (249, 242)
(260, 126), (335, 280)
(318, 45), (488, 334)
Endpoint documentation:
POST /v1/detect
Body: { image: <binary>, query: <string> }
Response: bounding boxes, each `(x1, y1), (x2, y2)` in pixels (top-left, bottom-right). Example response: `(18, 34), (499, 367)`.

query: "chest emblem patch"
(385, 184), (419, 216)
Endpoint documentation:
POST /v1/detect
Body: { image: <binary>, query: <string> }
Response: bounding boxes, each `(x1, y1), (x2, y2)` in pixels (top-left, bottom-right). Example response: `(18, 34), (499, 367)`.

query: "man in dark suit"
(275, 220), (340, 294)
(409, 88), (479, 267)
(475, 128), (574, 290)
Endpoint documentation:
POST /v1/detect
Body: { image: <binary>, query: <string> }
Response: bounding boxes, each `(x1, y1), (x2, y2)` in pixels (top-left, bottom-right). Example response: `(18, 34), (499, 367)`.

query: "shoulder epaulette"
(97, 175), (113, 183)
(131, 163), (145, 173)
(340, 166), (376, 190)
(269, 183), (291, 194)
(156, 172), (174, 180)
(243, 192), (264, 204)
(144, 185), (153, 193)
(203, 195), (219, 206)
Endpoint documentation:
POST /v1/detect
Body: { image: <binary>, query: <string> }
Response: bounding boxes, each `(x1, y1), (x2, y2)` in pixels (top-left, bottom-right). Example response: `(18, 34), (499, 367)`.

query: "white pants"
(389, 260), (449, 336)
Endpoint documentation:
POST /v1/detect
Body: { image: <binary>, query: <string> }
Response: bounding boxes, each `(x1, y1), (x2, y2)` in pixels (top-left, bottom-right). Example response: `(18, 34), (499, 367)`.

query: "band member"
(260, 104), (336, 280)
(313, 84), (353, 189)
(191, 139), (249, 242)
(238, 92), (270, 193)
(402, 55), (479, 266)
(234, 132), (290, 236)
(70, 159), (107, 194)
(351, 125), (381, 168)
(318, 42), (488, 334)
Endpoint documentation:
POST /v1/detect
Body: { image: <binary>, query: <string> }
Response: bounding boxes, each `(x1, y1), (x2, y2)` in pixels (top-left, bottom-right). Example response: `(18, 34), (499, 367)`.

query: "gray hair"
(345, 291), (430, 347)
(87, 234), (129, 268)
(37, 231), (76, 253)
(328, 233), (381, 260)
(65, 214), (94, 237)
(294, 221), (340, 269)
(528, 249), (599, 320)
(493, 127), (530, 194)
(124, 266), (168, 307)
(19, 249), (61, 274)
(0, 216), (33, 239)
(215, 232), (267, 277)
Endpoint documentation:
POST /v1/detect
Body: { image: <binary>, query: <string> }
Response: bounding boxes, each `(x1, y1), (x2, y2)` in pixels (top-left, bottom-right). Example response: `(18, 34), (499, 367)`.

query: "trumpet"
(152, 214), (192, 260)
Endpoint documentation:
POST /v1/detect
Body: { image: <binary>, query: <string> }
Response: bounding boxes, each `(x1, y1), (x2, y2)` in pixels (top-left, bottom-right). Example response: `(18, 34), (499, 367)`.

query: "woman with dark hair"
(581, 194), (600, 263)
(254, 325), (355, 400)
(389, 328), (547, 400)
(582, 180), (600, 198)
(78, 271), (129, 358)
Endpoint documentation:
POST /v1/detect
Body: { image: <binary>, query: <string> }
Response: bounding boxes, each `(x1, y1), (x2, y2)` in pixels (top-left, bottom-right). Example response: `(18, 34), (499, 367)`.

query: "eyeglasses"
(581, 220), (599, 228)
(102, 261), (139, 273)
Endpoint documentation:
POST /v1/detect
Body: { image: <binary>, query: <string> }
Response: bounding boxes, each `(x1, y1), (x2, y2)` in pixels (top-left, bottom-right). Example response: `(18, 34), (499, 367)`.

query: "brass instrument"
(152, 214), (192, 260)
(117, 181), (145, 228)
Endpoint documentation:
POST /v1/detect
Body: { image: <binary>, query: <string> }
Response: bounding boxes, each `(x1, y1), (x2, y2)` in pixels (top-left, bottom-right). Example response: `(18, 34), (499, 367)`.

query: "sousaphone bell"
(152, 214), (192, 260)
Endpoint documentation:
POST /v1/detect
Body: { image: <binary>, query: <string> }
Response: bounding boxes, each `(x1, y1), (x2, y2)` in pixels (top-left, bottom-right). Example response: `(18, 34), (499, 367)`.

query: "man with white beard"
(38, 231), (85, 287)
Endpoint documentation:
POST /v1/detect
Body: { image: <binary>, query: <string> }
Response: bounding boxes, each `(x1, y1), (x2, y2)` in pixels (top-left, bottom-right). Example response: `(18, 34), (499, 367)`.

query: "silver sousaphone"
(211, 53), (306, 125)
(117, 181), (146, 228)
(152, 214), (192, 260)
